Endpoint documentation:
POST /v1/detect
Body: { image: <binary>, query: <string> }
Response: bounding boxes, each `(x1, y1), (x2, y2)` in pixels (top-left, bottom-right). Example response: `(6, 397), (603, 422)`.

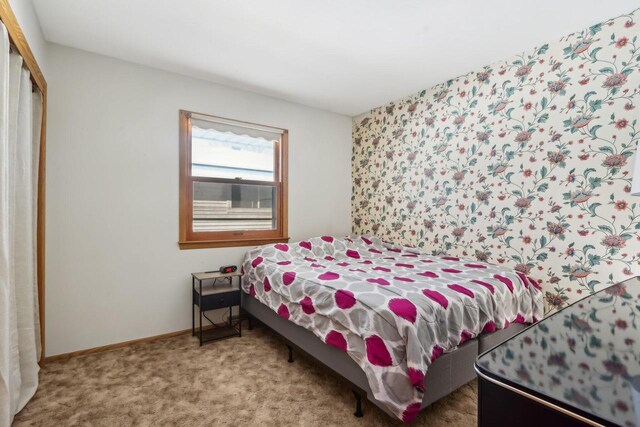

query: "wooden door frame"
(0, 0), (48, 362)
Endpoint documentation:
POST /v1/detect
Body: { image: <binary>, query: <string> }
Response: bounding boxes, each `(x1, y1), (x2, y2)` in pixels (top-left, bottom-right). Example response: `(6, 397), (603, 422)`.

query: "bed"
(241, 235), (544, 422)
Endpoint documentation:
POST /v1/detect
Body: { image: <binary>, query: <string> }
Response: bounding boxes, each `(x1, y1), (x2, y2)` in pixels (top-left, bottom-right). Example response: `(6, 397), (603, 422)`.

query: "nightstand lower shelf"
(196, 323), (241, 343)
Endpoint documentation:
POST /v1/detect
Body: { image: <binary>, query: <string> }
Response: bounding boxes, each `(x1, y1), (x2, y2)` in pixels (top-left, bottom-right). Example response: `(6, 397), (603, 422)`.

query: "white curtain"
(0, 20), (42, 427)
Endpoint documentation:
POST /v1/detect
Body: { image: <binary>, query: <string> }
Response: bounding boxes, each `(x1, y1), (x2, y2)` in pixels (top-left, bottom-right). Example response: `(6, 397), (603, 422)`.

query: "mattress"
(241, 235), (544, 422)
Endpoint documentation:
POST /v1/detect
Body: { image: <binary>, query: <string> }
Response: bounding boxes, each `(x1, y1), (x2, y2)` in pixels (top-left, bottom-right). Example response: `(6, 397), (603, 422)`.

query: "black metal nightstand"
(192, 271), (242, 346)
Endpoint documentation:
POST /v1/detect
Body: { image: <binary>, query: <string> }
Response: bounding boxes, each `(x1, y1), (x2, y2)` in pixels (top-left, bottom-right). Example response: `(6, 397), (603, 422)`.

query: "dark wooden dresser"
(475, 277), (640, 427)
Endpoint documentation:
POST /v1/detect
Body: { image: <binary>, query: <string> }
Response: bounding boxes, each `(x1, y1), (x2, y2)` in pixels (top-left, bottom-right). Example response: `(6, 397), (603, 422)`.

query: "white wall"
(7, 0), (47, 75)
(45, 44), (352, 356)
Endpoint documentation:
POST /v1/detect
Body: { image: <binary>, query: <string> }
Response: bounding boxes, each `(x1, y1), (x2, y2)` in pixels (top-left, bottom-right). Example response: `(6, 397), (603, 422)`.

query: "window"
(179, 110), (288, 249)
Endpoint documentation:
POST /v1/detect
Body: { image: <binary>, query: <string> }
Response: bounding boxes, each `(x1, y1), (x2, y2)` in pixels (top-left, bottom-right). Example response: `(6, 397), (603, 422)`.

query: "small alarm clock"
(219, 265), (237, 274)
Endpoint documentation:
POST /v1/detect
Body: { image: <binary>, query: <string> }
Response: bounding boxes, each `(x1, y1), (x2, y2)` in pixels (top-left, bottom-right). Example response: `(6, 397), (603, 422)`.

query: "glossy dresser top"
(476, 277), (640, 427)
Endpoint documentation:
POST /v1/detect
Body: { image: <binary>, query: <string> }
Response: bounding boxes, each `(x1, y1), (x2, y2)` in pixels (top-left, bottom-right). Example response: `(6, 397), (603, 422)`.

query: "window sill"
(179, 237), (290, 250)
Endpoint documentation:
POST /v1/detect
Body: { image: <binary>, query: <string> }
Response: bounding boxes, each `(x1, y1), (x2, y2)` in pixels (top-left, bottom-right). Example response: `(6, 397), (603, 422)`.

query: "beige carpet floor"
(14, 326), (477, 426)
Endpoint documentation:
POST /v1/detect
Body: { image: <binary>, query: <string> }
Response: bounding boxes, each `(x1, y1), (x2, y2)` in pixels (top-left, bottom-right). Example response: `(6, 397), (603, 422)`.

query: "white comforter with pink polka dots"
(241, 236), (544, 422)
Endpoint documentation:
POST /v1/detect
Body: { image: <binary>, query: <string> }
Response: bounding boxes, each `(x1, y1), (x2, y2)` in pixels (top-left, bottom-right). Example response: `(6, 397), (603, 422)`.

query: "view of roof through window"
(191, 126), (275, 181)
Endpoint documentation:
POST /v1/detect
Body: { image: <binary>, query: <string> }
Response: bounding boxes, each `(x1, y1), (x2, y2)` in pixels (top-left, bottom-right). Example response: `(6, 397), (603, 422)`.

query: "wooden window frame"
(0, 0), (48, 361)
(178, 110), (289, 249)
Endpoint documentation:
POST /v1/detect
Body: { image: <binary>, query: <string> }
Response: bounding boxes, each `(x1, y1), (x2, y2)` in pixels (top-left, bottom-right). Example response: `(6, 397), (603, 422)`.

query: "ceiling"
(32, 0), (639, 116)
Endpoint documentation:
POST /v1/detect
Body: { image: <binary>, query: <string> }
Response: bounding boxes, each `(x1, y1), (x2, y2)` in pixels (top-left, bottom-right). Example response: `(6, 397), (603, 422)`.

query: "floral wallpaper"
(352, 9), (640, 312)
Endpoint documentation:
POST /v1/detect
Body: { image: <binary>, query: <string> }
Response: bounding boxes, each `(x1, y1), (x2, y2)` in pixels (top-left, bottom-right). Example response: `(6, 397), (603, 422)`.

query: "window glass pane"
(192, 181), (277, 232)
(191, 120), (277, 181)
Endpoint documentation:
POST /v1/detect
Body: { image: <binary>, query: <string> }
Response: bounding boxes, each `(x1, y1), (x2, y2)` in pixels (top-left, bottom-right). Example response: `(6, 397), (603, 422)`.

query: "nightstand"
(192, 270), (242, 346)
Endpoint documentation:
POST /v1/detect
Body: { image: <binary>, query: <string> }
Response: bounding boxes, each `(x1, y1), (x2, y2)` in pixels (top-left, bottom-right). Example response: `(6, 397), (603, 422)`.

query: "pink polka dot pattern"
(335, 290), (356, 309)
(494, 274), (514, 293)
(417, 271), (438, 278)
(516, 272), (530, 288)
(325, 330), (347, 351)
(241, 235), (543, 421)
(465, 263), (487, 269)
(422, 289), (448, 309)
(300, 296), (315, 314)
(367, 277), (390, 286)
(346, 249), (360, 259)
(395, 263), (414, 268)
(365, 335), (393, 367)
(430, 345), (444, 363)
(448, 284), (474, 298)
(407, 367), (425, 390)
(402, 403), (422, 423)
(460, 331), (472, 344)
(282, 272), (296, 286)
(388, 298), (417, 323)
(318, 272), (340, 281)
(299, 241), (312, 250)
(277, 304), (289, 320)
(471, 279), (494, 294)
(482, 320), (496, 333)
(528, 276), (542, 290)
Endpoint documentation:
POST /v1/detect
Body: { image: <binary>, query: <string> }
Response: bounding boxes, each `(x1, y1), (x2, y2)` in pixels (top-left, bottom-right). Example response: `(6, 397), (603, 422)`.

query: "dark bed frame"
(242, 291), (526, 419)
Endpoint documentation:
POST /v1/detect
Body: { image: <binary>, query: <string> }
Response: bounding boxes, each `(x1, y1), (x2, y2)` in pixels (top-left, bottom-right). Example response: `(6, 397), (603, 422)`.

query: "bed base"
(242, 291), (525, 419)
